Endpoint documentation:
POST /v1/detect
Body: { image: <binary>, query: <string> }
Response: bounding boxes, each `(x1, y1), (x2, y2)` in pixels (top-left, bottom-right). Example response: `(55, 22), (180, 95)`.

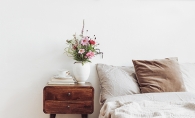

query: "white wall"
(1, 0), (195, 118)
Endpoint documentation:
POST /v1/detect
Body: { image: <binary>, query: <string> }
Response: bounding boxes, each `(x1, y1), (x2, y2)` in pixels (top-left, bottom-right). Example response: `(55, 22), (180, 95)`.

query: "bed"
(96, 58), (195, 118)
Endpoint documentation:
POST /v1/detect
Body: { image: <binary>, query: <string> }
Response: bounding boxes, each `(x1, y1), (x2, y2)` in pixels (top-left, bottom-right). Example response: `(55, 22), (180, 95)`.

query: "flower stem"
(81, 19), (85, 35)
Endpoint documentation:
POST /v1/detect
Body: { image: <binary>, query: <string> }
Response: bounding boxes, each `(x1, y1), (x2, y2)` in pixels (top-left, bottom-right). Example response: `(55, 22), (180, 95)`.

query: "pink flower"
(78, 49), (85, 54)
(86, 51), (95, 59)
(81, 37), (89, 45)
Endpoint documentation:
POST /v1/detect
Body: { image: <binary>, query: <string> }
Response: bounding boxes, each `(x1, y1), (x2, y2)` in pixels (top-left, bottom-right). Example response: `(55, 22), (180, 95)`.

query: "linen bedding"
(96, 58), (195, 118)
(99, 92), (195, 118)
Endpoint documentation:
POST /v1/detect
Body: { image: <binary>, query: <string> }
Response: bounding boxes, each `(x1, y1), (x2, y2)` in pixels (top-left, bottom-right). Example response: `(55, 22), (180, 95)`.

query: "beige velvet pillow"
(132, 58), (186, 93)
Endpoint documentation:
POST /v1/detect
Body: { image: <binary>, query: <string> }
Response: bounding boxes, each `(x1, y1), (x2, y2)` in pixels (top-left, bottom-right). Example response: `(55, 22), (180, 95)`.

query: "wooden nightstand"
(43, 82), (94, 118)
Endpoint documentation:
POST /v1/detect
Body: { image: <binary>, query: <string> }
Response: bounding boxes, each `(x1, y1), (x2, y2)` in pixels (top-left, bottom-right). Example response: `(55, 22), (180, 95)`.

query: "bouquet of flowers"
(65, 20), (100, 65)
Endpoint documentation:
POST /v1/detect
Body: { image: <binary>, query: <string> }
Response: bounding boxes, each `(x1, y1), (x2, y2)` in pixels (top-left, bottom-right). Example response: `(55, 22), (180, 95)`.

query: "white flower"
(78, 49), (85, 54)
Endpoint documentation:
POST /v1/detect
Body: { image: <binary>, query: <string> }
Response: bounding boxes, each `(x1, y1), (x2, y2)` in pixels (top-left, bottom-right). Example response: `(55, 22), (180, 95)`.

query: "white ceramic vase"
(73, 62), (90, 83)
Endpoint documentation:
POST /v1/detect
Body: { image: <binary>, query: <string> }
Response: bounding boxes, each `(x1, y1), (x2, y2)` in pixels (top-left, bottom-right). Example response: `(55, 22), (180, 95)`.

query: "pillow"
(96, 63), (140, 105)
(132, 58), (186, 93)
(180, 63), (195, 93)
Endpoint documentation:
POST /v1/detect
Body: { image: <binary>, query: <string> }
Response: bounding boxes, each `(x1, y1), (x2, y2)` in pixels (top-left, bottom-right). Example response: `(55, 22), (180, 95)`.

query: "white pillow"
(180, 63), (195, 92)
(96, 63), (140, 105)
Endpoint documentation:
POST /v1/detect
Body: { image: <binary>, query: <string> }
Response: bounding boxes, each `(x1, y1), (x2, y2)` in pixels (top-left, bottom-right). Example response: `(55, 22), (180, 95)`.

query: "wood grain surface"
(43, 82), (94, 117)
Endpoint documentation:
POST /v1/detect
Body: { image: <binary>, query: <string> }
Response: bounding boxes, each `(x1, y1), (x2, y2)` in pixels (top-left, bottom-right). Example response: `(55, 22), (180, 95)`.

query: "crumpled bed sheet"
(99, 92), (195, 118)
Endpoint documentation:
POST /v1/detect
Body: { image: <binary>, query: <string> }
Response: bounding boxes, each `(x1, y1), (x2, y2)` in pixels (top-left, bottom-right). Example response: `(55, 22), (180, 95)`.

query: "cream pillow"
(180, 63), (195, 92)
(96, 63), (140, 105)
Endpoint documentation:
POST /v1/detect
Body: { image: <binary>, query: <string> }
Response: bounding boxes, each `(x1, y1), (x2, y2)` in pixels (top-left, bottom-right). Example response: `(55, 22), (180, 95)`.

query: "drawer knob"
(67, 105), (70, 108)
(67, 93), (71, 96)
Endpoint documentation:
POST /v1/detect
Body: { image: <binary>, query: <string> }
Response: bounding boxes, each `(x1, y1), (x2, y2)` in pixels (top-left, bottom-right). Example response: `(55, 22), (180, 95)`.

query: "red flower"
(89, 40), (96, 45)
(72, 44), (77, 50)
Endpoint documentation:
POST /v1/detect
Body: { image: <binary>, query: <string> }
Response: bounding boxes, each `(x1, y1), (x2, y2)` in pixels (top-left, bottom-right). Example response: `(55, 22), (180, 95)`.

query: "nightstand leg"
(81, 114), (88, 118)
(50, 114), (56, 118)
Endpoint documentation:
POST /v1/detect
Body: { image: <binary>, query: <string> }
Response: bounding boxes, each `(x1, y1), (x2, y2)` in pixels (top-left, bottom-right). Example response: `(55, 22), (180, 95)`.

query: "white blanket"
(99, 100), (195, 118)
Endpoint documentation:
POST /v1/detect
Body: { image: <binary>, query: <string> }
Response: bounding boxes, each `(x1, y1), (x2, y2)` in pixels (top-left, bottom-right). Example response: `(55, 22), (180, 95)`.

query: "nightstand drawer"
(44, 101), (93, 114)
(43, 82), (94, 118)
(44, 87), (93, 101)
